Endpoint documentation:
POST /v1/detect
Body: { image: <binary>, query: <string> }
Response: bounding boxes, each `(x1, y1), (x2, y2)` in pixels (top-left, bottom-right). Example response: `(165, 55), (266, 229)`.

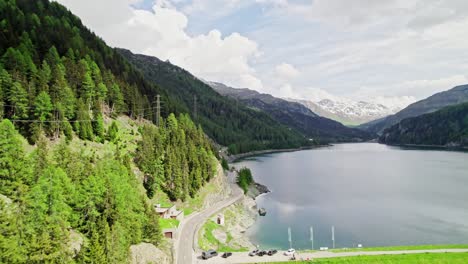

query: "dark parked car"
(267, 249), (278, 256)
(202, 249), (218, 259)
(257, 250), (267, 256)
(221, 252), (232, 258)
(248, 249), (259, 256)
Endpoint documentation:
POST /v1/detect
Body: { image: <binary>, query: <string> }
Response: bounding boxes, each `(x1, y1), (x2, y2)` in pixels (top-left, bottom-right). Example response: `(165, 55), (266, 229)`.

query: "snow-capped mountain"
(292, 96), (415, 126)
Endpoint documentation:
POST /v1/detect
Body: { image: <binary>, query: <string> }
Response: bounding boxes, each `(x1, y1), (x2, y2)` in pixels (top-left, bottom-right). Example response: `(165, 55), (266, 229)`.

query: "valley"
(1, 1), (468, 264)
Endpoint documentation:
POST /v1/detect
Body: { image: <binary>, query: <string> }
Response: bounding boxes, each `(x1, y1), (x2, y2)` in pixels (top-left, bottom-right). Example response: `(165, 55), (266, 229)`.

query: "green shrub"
(236, 167), (253, 194)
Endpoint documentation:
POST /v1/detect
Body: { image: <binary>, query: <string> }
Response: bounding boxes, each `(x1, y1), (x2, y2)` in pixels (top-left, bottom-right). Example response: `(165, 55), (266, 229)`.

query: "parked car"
(284, 248), (296, 256)
(221, 252), (232, 258)
(248, 249), (259, 256)
(257, 250), (267, 256)
(267, 249), (278, 256)
(202, 249), (218, 259)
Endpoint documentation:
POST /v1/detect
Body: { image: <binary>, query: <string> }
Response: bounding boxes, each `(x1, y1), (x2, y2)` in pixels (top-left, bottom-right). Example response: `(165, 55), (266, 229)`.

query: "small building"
(162, 228), (177, 239)
(154, 204), (184, 221)
(216, 214), (225, 226)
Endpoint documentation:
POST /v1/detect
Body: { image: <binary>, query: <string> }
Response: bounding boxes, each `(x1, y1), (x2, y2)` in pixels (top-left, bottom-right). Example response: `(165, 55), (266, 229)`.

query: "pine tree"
(45, 46), (61, 68)
(38, 60), (52, 93)
(0, 119), (31, 195)
(33, 91), (53, 124)
(61, 120), (73, 142)
(144, 204), (161, 245)
(81, 66), (95, 107)
(75, 99), (93, 140)
(8, 81), (28, 120)
(96, 82), (107, 103)
(0, 68), (6, 119)
(1, 48), (27, 75)
(27, 167), (73, 262)
(33, 134), (49, 179)
(108, 83), (124, 115)
(0, 200), (27, 263)
(93, 112), (105, 142)
(84, 229), (107, 264)
(107, 121), (119, 142)
(53, 63), (76, 119)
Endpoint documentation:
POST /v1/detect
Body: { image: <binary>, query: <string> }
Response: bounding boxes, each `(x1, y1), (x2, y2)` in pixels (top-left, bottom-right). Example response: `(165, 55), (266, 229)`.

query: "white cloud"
(181, 0), (245, 15)
(354, 75), (468, 100)
(55, 0), (263, 90)
(255, 0), (288, 7)
(55, 0), (468, 107)
(275, 63), (300, 80)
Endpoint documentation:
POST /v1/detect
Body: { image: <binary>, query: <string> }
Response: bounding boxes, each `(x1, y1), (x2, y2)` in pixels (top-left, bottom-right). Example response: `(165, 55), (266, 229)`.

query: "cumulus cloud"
(55, 0), (263, 90)
(275, 63), (300, 80)
(278, 0), (468, 30)
(55, 0), (468, 105)
(354, 75), (468, 100)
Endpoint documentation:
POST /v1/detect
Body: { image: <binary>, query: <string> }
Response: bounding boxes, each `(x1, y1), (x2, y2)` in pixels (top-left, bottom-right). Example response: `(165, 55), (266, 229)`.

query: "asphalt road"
(175, 181), (243, 264)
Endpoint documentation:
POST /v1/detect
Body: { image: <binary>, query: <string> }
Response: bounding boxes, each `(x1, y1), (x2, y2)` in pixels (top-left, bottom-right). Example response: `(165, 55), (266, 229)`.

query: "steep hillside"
(379, 102), (468, 147)
(118, 49), (311, 153)
(0, 0), (218, 263)
(0, 0), (185, 138)
(360, 85), (468, 134)
(209, 82), (375, 142)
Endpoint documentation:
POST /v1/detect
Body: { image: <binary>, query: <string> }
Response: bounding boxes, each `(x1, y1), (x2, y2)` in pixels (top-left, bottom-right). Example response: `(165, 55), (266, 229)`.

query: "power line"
(1, 104), (160, 113)
(10, 119), (95, 123)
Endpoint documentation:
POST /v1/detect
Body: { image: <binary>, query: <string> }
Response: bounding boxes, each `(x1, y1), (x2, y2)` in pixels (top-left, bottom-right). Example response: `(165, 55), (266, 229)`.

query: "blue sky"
(56, 0), (468, 107)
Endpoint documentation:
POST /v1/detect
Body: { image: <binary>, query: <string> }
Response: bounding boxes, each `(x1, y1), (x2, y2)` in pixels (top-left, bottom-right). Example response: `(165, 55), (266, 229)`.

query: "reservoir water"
(234, 143), (468, 250)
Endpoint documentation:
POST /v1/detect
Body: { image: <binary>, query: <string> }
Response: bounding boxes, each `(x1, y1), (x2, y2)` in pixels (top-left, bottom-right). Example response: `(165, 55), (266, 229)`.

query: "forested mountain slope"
(0, 0), (217, 262)
(209, 82), (375, 142)
(379, 102), (468, 147)
(360, 85), (468, 134)
(0, 0), (183, 139)
(118, 49), (312, 154)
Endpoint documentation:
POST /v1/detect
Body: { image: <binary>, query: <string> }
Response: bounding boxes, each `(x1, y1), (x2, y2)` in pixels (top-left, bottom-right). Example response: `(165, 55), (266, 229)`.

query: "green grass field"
(159, 218), (180, 229)
(332, 244), (468, 252)
(261, 252), (468, 263)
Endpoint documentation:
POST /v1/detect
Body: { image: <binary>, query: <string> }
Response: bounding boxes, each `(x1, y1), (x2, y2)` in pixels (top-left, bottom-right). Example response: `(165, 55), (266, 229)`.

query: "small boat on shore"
(258, 208), (267, 216)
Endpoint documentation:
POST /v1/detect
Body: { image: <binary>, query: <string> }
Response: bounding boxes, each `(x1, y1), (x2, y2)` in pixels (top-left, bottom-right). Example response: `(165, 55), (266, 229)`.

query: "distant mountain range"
(291, 98), (409, 126)
(208, 82), (375, 142)
(379, 102), (468, 148)
(359, 84), (468, 135)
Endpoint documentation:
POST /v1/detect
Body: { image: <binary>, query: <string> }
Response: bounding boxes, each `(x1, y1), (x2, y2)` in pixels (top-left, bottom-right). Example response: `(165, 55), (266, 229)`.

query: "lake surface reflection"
(234, 143), (468, 250)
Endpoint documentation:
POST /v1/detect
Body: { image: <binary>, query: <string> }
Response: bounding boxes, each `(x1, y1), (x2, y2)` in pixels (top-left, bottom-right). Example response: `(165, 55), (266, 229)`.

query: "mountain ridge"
(290, 95), (414, 126)
(379, 102), (468, 148)
(208, 82), (375, 142)
(117, 48), (312, 154)
(360, 84), (468, 134)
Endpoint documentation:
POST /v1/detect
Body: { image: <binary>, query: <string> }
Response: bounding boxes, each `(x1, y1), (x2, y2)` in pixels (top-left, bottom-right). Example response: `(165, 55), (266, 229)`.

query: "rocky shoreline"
(247, 182), (270, 199)
(385, 143), (468, 151)
(205, 165), (273, 252)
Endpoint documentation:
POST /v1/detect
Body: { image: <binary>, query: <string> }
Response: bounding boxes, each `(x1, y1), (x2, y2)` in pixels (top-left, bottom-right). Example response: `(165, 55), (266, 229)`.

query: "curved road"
(175, 182), (243, 264)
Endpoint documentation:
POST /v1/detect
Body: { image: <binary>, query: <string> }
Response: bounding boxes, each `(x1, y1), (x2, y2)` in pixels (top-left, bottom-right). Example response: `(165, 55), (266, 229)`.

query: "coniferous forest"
(0, 0), (217, 262)
(379, 102), (468, 147)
